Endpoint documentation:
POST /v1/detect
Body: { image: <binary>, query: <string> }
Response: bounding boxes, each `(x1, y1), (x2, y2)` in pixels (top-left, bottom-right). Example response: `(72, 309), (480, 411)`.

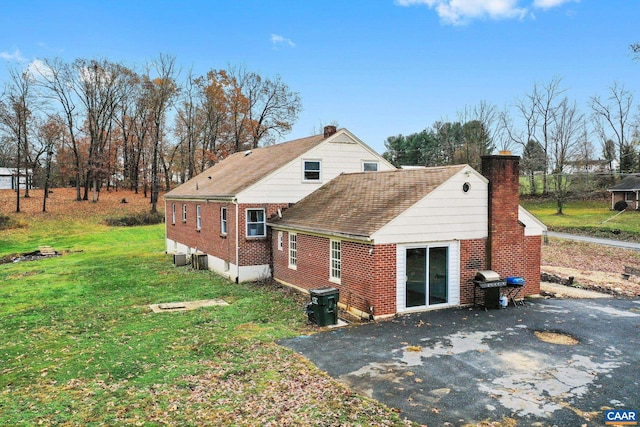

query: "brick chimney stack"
(323, 125), (337, 138)
(481, 154), (523, 277)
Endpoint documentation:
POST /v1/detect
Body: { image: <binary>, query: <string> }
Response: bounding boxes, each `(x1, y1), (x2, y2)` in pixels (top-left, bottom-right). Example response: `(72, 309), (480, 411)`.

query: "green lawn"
(0, 215), (411, 425)
(521, 198), (640, 239)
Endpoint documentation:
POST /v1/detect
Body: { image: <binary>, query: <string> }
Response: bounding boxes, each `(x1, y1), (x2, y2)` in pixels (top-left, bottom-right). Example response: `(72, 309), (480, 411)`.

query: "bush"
(105, 211), (165, 227)
(0, 214), (22, 231)
(614, 200), (628, 212)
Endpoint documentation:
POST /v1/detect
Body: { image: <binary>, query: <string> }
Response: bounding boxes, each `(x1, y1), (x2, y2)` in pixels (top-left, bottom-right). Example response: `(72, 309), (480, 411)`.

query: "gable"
(372, 166), (488, 244)
(268, 165), (469, 238)
(237, 129), (395, 203)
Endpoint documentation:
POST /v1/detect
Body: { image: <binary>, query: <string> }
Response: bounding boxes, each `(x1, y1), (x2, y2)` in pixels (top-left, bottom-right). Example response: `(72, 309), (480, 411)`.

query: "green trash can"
(309, 287), (339, 326)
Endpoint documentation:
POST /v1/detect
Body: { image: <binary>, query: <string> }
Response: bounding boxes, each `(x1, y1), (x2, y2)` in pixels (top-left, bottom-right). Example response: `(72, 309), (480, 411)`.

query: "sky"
(0, 0), (638, 155)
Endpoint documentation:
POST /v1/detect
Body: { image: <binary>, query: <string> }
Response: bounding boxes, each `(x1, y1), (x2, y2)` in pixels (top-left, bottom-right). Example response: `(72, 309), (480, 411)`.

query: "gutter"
(233, 198), (239, 283)
(267, 222), (372, 243)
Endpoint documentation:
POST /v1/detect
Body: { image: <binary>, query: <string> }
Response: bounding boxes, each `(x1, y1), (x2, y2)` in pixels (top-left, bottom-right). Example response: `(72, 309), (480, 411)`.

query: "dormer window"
(303, 160), (321, 181)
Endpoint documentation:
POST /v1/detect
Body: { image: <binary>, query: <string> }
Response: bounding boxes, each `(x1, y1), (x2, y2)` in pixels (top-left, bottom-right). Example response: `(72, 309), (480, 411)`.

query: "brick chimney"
(481, 154), (523, 277)
(323, 125), (337, 138)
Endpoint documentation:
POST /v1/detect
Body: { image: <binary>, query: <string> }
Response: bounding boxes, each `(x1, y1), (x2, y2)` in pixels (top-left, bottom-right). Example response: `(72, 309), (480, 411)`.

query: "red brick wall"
(459, 238), (487, 305)
(165, 200), (289, 268)
(165, 200), (236, 263)
(272, 232), (397, 315)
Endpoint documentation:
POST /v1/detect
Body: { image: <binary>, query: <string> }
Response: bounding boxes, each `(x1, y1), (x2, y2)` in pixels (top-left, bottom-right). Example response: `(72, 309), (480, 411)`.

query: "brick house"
(164, 126), (395, 283)
(268, 155), (546, 319)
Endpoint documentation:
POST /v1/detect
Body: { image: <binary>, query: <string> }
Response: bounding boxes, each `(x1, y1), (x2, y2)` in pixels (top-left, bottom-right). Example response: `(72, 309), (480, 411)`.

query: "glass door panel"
(428, 247), (448, 305)
(405, 248), (426, 307)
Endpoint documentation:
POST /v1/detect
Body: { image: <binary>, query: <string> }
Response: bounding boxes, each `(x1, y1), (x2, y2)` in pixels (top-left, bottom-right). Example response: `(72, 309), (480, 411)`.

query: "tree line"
(0, 54), (302, 212)
(382, 74), (639, 214)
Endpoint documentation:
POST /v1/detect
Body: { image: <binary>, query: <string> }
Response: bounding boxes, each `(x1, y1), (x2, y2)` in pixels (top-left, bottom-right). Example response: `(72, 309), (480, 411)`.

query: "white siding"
(373, 168), (488, 244)
(519, 206), (547, 236)
(237, 131), (395, 203)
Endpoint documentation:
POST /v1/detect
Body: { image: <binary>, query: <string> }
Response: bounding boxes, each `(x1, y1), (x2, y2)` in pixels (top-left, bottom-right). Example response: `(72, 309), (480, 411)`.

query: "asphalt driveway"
(280, 298), (640, 426)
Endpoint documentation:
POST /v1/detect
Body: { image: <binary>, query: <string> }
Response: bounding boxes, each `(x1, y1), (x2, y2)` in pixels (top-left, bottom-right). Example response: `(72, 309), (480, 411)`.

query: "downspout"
(234, 198), (240, 283)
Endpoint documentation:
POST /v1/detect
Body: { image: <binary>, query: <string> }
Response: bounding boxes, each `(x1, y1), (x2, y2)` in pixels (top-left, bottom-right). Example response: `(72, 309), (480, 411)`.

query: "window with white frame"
(196, 205), (202, 229)
(277, 231), (283, 251)
(330, 240), (341, 282)
(221, 207), (227, 235)
(246, 209), (265, 237)
(171, 203), (176, 224)
(288, 233), (297, 268)
(182, 204), (187, 222)
(303, 160), (321, 181)
(362, 161), (379, 172)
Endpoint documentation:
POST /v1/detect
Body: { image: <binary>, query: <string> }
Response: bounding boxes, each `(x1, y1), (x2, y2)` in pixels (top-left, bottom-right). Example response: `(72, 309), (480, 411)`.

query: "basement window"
(246, 209), (265, 237)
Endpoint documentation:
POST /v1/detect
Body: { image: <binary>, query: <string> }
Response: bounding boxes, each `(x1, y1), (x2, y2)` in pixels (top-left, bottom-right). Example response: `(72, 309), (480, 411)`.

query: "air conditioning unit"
(173, 253), (187, 267)
(191, 252), (208, 270)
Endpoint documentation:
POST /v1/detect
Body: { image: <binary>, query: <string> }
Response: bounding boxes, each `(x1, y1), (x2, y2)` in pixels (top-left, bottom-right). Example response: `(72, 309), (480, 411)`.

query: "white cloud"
(396, 0), (577, 25)
(271, 34), (295, 48)
(533, 0), (578, 10)
(0, 49), (26, 62)
(27, 59), (53, 80)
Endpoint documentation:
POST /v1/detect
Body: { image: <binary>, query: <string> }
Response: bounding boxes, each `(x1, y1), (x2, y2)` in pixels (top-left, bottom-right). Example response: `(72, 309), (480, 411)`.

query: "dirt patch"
(542, 238), (640, 297)
(149, 299), (229, 313)
(534, 330), (579, 345)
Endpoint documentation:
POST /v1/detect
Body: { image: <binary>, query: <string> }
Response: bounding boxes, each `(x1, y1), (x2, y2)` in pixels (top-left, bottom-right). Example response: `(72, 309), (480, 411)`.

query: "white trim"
(246, 208), (266, 237)
(330, 239), (341, 284)
(220, 206), (227, 235)
(171, 203), (176, 224)
(396, 241), (460, 313)
(277, 231), (284, 251)
(362, 160), (379, 172)
(196, 205), (202, 230)
(288, 232), (297, 269)
(182, 204), (187, 222)
(302, 159), (322, 182)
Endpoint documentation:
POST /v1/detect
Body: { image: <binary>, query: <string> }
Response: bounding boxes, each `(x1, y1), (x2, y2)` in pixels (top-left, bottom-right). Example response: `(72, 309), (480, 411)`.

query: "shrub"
(105, 211), (165, 227)
(614, 200), (628, 211)
(0, 214), (22, 231)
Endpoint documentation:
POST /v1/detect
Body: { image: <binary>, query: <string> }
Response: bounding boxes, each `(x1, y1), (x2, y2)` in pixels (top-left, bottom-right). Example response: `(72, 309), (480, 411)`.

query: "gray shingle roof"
(608, 176), (640, 191)
(164, 133), (326, 199)
(268, 165), (466, 238)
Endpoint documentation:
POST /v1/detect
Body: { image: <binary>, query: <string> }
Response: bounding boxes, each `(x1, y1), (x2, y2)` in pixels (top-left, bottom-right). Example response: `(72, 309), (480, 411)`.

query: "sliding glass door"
(405, 246), (448, 308)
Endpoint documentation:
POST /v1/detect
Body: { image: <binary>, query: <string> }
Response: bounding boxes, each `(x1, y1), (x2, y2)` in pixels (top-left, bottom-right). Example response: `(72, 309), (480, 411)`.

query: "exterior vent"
(173, 253), (187, 267)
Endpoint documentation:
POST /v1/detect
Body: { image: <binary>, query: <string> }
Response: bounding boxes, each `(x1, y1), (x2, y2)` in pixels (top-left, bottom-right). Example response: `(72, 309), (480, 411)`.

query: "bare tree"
(33, 58), (84, 201)
(591, 82), (635, 173)
(549, 98), (583, 214)
(0, 67), (37, 211)
(145, 54), (179, 213)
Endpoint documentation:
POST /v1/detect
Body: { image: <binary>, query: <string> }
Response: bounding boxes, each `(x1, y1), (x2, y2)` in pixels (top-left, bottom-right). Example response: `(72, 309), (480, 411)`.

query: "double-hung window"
(288, 233), (297, 269)
(246, 209), (265, 237)
(171, 203), (176, 224)
(221, 207), (227, 235)
(303, 160), (321, 181)
(182, 204), (187, 222)
(330, 240), (341, 283)
(196, 205), (202, 230)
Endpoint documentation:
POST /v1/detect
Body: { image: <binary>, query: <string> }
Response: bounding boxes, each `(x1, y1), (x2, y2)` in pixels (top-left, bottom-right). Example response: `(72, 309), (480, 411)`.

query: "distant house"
(269, 155), (546, 318)
(607, 176), (640, 210)
(163, 126), (395, 283)
(564, 159), (618, 175)
(0, 167), (33, 190)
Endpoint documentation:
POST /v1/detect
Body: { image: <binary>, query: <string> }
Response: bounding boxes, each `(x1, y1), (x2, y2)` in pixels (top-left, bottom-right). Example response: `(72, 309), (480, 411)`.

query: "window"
(277, 231), (283, 251)
(330, 240), (341, 282)
(288, 233), (297, 269)
(246, 209), (265, 237)
(363, 161), (378, 172)
(196, 205), (202, 229)
(221, 207), (227, 235)
(303, 160), (321, 181)
(171, 203), (176, 224)
(182, 204), (187, 222)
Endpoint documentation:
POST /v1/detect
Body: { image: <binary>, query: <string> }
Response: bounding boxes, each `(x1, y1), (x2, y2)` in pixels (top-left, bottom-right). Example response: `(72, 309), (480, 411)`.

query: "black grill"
(473, 270), (506, 308)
